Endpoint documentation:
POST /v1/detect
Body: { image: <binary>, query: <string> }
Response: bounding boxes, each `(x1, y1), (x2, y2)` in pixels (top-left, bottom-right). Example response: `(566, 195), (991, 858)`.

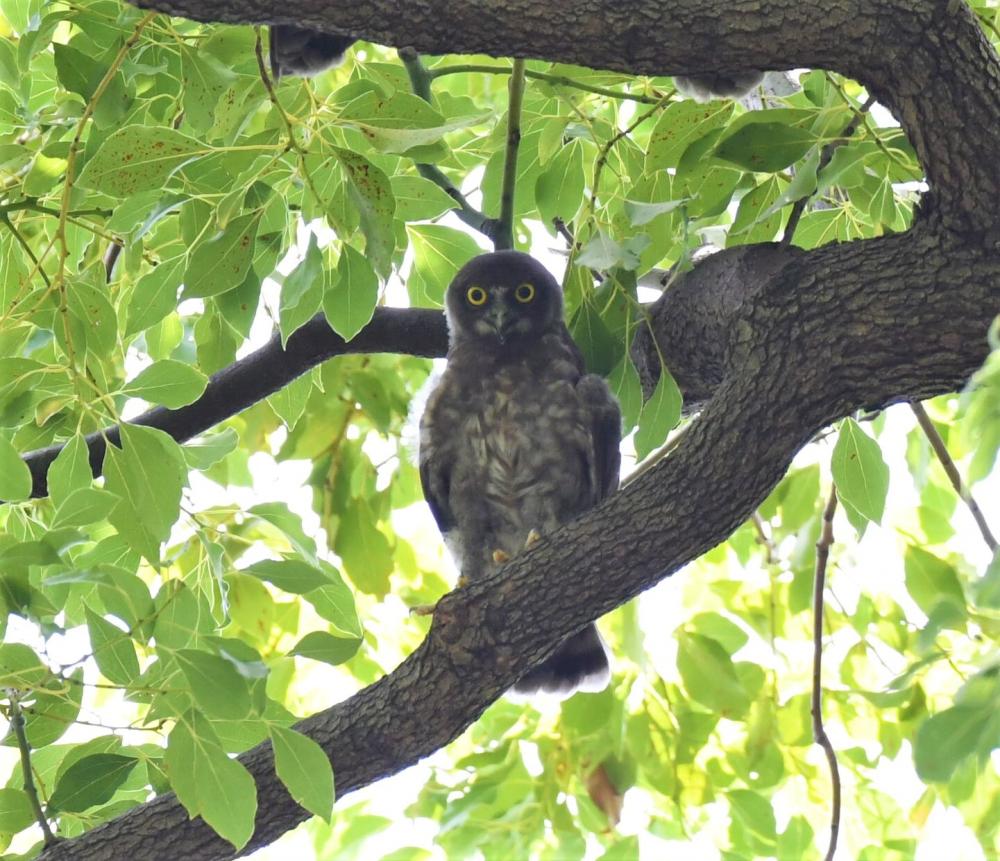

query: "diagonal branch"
(21, 308), (447, 499)
(36, 221), (1000, 861)
(129, 0), (1000, 225)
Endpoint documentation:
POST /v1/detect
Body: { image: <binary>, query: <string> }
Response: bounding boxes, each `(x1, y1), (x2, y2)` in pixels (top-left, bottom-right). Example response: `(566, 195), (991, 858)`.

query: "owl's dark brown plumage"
(419, 251), (621, 696)
(269, 26), (355, 78)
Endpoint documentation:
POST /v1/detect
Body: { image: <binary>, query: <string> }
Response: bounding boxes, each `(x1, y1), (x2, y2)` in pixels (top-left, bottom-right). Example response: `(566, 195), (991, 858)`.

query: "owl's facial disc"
(469, 286), (534, 344)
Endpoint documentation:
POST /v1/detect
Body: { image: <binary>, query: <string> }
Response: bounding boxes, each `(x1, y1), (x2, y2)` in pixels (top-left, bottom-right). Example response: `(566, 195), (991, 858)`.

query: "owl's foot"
(410, 603), (437, 616)
(456, 575), (469, 588)
(492, 549), (510, 564)
(524, 529), (542, 549)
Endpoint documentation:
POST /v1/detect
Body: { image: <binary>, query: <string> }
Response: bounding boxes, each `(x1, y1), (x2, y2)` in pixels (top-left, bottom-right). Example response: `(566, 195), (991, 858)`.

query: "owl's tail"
(513, 624), (610, 697)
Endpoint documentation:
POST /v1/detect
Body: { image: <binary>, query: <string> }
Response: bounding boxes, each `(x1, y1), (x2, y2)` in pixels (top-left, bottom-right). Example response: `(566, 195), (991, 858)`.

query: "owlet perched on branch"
(419, 252), (622, 695)
(268, 27), (763, 102)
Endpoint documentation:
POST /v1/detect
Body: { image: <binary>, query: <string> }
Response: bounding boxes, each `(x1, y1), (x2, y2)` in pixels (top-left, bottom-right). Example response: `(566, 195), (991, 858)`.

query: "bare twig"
(812, 486), (842, 861)
(9, 697), (59, 846)
(750, 511), (776, 564)
(398, 49), (499, 241)
(495, 58), (526, 251)
(911, 400), (998, 552)
(782, 93), (876, 246)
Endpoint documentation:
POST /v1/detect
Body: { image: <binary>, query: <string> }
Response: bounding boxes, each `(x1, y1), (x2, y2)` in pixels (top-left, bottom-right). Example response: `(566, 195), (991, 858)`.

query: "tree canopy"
(0, 0), (999, 859)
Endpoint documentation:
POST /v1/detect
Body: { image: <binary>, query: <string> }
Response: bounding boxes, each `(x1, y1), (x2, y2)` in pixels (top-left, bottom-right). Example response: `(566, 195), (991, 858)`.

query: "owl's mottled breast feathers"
(418, 251), (620, 695)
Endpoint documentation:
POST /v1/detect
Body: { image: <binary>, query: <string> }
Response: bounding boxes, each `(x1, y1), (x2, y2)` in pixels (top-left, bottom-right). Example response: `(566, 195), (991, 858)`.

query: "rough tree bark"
(34, 0), (1000, 858)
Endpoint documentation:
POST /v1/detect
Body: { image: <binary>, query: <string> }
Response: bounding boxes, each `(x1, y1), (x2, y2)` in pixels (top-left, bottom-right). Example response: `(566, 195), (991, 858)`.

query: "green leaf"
(165, 714), (257, 850)
(291, 631), (362, 665)
(244, 559), (332, 594)
(608, 356), (642, 434)
(0, 788), (35, 834)
(974, 551), (1000, 609)
(406, 224), (482, 308)
(86, 607), (140, 686)
(67, 281), (118, 357)
(903, 546), (966, 617)
(304, 582), (362, 639)
(869, 176), (897, 227)
(335, 500), (394, 597)
(728, 176), (784, 246)
(53, 487), (117, 528)
(324, 244), (379, 341)
(646, 101), (735, 171)
(182, 429), (239, 471)
(914, 704), (993, 782)
(332, 147), (395, 278)
(389, 175), (459, 222)
(0, 644), (48, 690)
(623, 198), (686, 227)
(270, 725), (335, 820)
(125, 256), (183, 337)
(183, 211), (262, 299)
(77, 125), (204, 197)
(535, 139), (585, 227)
(634, 370), (682, 459)
(831, 418), (890, 526)
(279, 233), (324, 344)
(104, 425), (187, 564)
(122, 360), (208, 408)
(569, 298), (619, 376)
(715, 123), (816, 172)
(175, 649), (252, 719)
(53, 42), (101, 99)
(338, 91), (481, 154)
(48, 753), (138, 813)
(0, 435), (31, 502)
(676, 632), (750, 717)
(22, 668), (84, 747)
(181, 47), (238, 133)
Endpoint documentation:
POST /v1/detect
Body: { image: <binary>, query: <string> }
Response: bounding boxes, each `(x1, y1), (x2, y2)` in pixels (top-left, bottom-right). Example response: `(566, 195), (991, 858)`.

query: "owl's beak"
(485, 306), (513, 343)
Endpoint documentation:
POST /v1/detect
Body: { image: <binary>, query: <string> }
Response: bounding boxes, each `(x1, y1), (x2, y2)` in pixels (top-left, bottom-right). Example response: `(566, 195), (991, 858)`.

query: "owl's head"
(445, 251), (563, 348)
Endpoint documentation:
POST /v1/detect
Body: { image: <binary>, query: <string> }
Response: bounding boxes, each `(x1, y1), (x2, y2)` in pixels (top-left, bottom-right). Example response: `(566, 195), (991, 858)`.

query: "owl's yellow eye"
(514, 282), (535, 303)
(466, 286), (488, 306)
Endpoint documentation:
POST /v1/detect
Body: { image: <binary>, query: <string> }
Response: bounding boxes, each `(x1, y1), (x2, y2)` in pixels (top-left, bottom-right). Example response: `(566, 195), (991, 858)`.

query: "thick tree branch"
(22, 308), (447, 498)
(130, 0), (1000, 226)
(37, 219), (1000, 860)
(30, 1), (1000, 857)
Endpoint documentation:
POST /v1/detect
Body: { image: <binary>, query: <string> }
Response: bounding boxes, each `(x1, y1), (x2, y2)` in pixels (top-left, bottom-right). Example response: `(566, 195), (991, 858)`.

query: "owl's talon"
(457, 575), (469, 588)
(524, 529), (542, 549)
(410, 603), (437, 616)
(492, 549), (510, 564)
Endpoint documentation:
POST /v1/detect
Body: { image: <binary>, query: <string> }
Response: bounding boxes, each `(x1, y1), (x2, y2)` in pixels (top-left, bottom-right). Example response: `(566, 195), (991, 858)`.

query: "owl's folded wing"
(577, 374), (623, 501)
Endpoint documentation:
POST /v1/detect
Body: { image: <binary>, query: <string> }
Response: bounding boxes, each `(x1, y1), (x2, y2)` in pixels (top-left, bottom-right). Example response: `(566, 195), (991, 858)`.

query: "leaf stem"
(911, 400), (998, 552)
(398, 49), (500, 241)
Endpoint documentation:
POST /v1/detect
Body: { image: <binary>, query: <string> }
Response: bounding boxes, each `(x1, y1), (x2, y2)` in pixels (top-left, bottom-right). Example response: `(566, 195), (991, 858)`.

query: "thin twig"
(427, 62), (665, 104)
(398, 49), (499, 241)
(0, 211), (51, 287)
(812, 486), (842, 861)
(495, 58), (527, 251)
(9, 697), (59, 846)
(253, 29), (328, 215)
(911, 401), (998, 552)
(782, 93), (876, 246)
(751, 511), (776, 565)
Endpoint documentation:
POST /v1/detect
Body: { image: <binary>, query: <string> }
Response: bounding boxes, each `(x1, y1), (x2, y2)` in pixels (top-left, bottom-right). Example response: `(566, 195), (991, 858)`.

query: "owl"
(269, 26), (355, 78)
(419, 251), (622, 695)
